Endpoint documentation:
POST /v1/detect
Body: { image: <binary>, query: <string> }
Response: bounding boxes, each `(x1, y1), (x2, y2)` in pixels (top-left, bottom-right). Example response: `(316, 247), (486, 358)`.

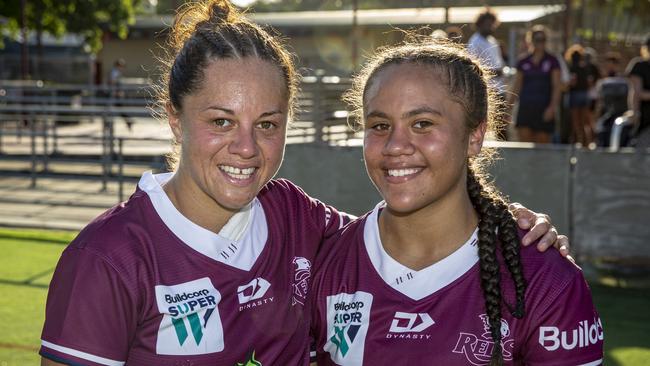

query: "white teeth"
(219, 165), (255, 179)
(387, 168), (420, 177)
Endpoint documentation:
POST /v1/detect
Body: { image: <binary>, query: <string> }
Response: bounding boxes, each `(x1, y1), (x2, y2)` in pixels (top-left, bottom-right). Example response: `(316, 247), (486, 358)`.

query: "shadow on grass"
(591, 283), (650, 365)
(0, 267), (55, 289)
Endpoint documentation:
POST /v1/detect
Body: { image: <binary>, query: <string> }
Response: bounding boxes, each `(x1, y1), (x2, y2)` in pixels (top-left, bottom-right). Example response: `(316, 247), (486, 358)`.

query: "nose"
(228, 124), (258, 159)
(382, 125), (414, 156)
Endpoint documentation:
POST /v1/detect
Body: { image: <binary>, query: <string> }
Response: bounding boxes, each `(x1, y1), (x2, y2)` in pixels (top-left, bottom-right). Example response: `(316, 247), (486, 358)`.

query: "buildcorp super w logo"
(324, 292), (373, 366)
(155, 277), (224, 355)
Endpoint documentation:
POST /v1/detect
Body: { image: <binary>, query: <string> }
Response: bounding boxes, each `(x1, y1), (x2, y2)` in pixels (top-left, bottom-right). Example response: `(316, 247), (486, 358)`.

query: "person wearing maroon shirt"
(509, 26), (562, 144)
(311, 40), (603, 365)
(39, 1), (568, 365)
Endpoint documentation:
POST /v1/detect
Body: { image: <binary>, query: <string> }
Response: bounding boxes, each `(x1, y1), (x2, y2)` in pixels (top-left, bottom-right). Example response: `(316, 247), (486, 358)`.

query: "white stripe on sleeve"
(41, 340), (125, 366)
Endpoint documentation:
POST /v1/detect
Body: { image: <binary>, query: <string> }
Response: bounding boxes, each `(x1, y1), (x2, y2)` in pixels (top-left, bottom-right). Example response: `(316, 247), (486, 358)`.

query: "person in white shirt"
(467, 9), (508, 139)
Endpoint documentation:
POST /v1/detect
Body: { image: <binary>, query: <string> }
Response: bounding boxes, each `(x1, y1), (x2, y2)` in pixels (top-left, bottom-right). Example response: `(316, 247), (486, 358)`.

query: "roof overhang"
(136, 5), (565, 30)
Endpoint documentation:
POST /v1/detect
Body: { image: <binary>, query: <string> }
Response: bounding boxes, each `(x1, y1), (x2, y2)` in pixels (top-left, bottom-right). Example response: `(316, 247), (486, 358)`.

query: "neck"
(163, 168), (236, 234)
(378, 183), (479, 271)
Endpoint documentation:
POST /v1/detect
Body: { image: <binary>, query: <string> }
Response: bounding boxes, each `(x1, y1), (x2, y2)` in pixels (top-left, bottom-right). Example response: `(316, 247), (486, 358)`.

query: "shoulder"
(546, 53), (561, 67)
(516, 231), (585, 301)
(66, 189), (153, 263)
(314, 214), (367, 276)
(517, 54), (532, 68)
(258, 178), (311, 204)
(626, 57), (650, 75)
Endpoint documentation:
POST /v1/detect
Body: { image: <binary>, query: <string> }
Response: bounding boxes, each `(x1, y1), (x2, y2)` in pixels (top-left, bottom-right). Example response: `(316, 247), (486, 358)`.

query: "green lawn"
(0, 228), (648, 365)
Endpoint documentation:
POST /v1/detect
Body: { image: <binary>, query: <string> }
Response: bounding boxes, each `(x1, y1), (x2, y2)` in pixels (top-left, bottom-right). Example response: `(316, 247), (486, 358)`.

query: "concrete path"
(0, 176), (137, 231)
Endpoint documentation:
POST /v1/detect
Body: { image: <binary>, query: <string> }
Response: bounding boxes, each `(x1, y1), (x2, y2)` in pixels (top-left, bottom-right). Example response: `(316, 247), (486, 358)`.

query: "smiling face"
(362, 63), (486, 214)
(168, 57), (289, 212)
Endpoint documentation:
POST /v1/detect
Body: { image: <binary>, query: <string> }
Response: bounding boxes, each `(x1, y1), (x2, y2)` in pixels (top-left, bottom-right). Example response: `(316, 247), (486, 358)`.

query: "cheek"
(259, 134), (286, 165)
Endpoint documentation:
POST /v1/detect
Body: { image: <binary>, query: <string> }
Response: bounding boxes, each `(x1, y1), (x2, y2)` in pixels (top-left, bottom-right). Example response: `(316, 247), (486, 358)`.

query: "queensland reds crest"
(452, 314), (514, 365)
(291, 257), (311, 305)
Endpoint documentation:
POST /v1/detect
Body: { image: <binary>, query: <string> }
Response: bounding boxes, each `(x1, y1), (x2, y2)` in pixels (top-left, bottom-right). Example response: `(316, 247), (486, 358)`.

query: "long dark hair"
(345, 39), (527, 365)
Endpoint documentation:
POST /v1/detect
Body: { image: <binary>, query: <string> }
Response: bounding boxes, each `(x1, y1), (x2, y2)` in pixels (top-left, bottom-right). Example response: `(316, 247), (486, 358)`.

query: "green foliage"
(0, 0), (140, 53)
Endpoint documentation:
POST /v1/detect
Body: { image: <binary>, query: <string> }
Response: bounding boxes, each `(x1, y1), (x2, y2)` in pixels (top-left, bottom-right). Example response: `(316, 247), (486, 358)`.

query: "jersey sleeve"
(40, 247), (138, 366)
(275, 179), (356, 240)
(522, 273), (604, 366)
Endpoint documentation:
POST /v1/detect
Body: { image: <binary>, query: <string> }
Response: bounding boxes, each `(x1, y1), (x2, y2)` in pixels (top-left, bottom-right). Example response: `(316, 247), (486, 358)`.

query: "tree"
(0, 0), (140, 53)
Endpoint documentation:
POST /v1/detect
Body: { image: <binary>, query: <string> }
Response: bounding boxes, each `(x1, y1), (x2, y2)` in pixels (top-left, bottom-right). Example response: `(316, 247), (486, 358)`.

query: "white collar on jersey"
(138, 171), (268, 271)
(363, 201), (479, 301)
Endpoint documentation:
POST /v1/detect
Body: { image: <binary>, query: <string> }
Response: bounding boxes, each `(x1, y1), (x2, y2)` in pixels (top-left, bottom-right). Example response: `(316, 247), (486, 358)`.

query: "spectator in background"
(108, 58), (134, 131)
(508, 26), (562, 144)
(594, 52), (630, 147)
(565, 44), (595, 146)
(584, 47), (601, 116)
(445, 25), (464, 43)
(467, 8), (508, 140)
(603, 51), (623, 77)
(625, 35), (650, 148)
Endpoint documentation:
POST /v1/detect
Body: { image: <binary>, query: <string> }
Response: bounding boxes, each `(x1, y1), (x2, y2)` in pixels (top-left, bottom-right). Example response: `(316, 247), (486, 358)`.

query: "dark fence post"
(118, 138), (124, 202)
(29, 113), (37, 188)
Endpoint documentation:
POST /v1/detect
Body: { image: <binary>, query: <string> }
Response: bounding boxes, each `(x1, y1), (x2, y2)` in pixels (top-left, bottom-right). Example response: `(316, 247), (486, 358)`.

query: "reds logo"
(291, 257), (311, 306)
(452, 314), (514, 365)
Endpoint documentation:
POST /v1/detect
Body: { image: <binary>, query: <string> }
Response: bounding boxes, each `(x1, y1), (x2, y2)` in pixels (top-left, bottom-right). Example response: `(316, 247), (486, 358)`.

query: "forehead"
(364, 63), (454, 108)
(185, 57), (288, 110)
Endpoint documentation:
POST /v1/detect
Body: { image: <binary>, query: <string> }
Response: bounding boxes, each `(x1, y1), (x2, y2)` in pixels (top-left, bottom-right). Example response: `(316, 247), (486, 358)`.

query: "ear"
(467, 121), (487, 157)
(166, 103), (183, 142)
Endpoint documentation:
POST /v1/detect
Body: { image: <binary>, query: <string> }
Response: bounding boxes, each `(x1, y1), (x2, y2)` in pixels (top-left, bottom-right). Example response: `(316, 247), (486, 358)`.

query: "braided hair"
(345, 39), (527, 365)
(155, 0), (297, 169)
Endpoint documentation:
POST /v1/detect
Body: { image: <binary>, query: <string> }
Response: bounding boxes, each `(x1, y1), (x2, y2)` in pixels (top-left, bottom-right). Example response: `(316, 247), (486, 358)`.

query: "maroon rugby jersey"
(311, 203), (603, 365)
(40, 172), (350, 366)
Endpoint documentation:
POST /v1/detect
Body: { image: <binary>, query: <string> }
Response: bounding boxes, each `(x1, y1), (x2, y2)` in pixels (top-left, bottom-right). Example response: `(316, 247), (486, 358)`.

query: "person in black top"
(626, 35), (650, 148)
(565, 44), (595, 146)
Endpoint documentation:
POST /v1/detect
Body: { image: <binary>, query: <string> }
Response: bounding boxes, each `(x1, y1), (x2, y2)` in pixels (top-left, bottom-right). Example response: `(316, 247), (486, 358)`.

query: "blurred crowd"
(432, 8), (650, 149)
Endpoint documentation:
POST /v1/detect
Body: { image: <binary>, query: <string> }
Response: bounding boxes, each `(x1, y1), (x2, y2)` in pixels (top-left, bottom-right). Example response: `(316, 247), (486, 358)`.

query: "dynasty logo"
(452, 314), (514, 365)
(386, 312), (435, 340)
(291, 257), (311, 306)
(238, 278), (274, 312)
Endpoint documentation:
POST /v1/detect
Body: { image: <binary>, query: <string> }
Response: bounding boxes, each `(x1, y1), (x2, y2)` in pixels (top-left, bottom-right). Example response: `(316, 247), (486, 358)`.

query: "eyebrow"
(204, 106), (284, 119)
(365, 107), (443, 120)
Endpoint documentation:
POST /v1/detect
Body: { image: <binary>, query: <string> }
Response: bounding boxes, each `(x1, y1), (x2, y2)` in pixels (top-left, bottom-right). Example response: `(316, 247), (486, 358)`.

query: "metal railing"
(0, 77), (360, 201)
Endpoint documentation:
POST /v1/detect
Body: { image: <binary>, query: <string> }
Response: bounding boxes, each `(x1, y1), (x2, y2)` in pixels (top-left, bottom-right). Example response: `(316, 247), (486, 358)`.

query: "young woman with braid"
(39, 1), (567, 365)
(310, 40), (603, 365)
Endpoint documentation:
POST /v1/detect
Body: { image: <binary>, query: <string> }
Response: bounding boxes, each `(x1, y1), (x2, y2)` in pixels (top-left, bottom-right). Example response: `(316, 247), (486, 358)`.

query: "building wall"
(277, 144), (650, 259)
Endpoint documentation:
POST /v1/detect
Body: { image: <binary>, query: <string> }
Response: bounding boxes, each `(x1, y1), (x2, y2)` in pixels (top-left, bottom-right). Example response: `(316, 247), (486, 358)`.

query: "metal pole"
(20, 0), (29, 80)
(29, 114), (37, 188)
(118, 138), (124, 202)
(101, 115), (109, 191)
(351, 0), (359, 69)
(42, 119), (49, 172)
(564, 0), (572, 51)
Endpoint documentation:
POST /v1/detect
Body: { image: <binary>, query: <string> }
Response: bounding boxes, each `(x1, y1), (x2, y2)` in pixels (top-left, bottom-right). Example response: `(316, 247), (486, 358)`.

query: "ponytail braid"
(467, 167), (527, 366)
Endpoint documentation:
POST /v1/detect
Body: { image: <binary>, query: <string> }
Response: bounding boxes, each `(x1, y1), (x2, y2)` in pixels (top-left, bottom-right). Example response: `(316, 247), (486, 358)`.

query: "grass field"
(0, 228), (649, 365)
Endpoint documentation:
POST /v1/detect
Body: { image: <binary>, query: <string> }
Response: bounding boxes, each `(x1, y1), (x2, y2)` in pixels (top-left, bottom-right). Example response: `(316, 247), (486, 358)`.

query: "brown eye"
(413, 120), (433, 129)
(257, 121), (276, 130)
(212, 119), (233, 127)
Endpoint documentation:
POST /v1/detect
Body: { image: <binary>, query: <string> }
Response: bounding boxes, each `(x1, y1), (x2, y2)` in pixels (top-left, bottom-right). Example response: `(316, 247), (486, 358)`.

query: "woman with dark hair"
(509, 26), (562, 144)
(565, 44), (596, 146)
(310, 39), (603, 365)
(39, 2), (567, 365)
